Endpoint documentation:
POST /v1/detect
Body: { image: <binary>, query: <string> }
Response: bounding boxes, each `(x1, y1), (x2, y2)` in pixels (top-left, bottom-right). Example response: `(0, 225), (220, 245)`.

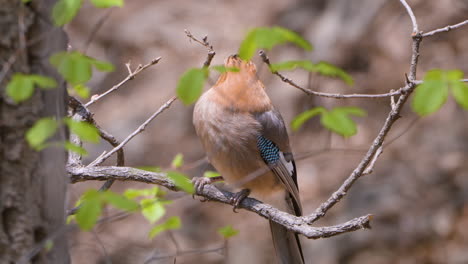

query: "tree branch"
(67, 165), (372, 239)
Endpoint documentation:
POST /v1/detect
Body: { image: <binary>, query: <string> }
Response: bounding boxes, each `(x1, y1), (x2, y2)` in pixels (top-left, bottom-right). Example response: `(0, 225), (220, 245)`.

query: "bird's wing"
(254, 110), (302, 215)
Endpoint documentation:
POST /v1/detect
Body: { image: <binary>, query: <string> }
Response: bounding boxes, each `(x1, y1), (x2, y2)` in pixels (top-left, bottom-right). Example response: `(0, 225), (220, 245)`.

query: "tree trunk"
(0, 0), (69, 263)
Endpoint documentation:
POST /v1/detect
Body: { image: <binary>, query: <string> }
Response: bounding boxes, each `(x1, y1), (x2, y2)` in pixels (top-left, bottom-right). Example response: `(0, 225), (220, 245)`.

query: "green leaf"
(103, 191), (139, 211)
(64, 141), (88, 156)
(22, 0), (32, 3)
(321, 107), (366, 137)
(141, 199), (165, 224)
(149, 216), (181, 239)
(171, 153), (184, 169)
(451, 81), (468, 109)
(89, 0), (123, 8)
(176, 68), (207, 105)
(446, 70), (468, 109)
(76, 190), (102, 231)
(6, 74), (34, 103)
(291, 107), (325, 131)
(85, 57), (115, 72)
(26, 118), (58, 150)
(124, 187), (160, 199)
(203, 171), (221, 178)
(412, 70), (449, 116)
(238, 27), (312, 60)
(50, 51), (92, 84)
(269, 60), (353, 85)
(218, 225), (239, 239)
(72, 84), (91, 99)
(167, 171), (194, 194)
(50, 51), (114, 85)
(6, 74), (57, 103)
(52, 0), (82, 26)
(63, 118), (100, 143)
(210, 65), (240, 73)
(76, 199), (101, 231)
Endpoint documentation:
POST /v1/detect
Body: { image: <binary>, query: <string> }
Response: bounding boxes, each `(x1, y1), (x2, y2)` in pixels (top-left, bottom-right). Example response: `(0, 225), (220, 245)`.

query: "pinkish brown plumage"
(193, 55), (304, 264)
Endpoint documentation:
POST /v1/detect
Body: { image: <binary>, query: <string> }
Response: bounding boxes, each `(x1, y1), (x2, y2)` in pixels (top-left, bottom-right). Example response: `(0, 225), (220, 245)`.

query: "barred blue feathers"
(257, 135), (280, 164)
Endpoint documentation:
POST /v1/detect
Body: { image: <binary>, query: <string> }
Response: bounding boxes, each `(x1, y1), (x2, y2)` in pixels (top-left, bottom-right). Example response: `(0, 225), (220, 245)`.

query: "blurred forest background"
(66, 0), (468, 263)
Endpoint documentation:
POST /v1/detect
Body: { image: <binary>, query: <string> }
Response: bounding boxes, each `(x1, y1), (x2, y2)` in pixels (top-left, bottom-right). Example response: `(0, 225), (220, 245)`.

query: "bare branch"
(184, 29), (215, 67)
(85, 56), (162, 107)
(67, 165), (372, 239)
(422, 19), (468, 38)
(259, 50), (404, 99)
(399, 0), (419, 34)
(363, 146), (383, 175)
(88, 96), (177, 166)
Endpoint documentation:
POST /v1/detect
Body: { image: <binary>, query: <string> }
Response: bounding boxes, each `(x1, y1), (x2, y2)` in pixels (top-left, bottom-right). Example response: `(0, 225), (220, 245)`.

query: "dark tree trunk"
(0, 0), (69, 263)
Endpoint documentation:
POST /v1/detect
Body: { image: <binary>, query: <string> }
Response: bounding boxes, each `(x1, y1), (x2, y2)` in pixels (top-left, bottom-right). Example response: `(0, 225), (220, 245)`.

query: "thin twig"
(184, 29), (215, 67)
(85, 57), (162, 107)
(259, 50), (405, 99)
(144, 246), (224, 263)
(83, 8), (113, 53)
(422, 19), (468, 37)
(399, 0), (419, 34)
(363, 146), (383, 175)
(88, 96), (177, 166)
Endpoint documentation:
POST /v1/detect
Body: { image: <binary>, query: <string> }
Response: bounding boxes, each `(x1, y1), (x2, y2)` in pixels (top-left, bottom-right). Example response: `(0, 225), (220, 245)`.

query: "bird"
(193, 54), (304, 264)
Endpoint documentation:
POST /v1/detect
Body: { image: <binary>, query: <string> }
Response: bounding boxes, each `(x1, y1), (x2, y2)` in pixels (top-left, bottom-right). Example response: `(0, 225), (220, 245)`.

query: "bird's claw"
(230, 189), (250, 213)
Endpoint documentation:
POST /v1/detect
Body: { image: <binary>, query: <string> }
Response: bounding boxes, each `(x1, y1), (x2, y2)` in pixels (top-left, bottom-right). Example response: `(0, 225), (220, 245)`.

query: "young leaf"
(149, 216), (181, 239)
(238, 27), (312, 60)
(103, 191), (139, 211)
(50, 51), (114, 85)
(72, 84), (91, 99)
(124, 187), (162, 199)
(141, 199), (165, 224)
(64, 141), (88, 156)
(203, 171), (221, 178)
(171, 153), (184, 169)
(176, 68), (207, 105)
(412, 70), (448, 116)
(63, 118), (100, 143)
(210, 65), (240, 73)
(52, 0), (83, 26)
(75, 190), (102, 231)
(76, 199), (102, 231)
(26, 118), (58, 150)
(50, 51), (92, 85)
(89, 0), (123, 8)
(218, 225), (239, 239)
(269, 60), (353, 86)
(167, 171), (195, 194)
(447, 70), (468, 109)
(6, 74), (57, 103)
(320, 107), (366, 137)
(291, 107), (326, 131)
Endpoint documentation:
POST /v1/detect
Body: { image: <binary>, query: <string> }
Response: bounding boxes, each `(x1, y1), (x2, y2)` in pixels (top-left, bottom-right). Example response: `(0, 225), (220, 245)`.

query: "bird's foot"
(230, 189), (250, 213)
(192, 176), (224, 201)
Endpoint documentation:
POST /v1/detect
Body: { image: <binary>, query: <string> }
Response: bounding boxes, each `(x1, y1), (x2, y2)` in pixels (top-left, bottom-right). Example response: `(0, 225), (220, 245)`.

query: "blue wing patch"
(257, 135), (280, 164)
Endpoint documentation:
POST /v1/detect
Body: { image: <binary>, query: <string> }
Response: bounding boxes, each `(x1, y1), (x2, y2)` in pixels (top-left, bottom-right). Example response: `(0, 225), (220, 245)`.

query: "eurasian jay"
(193, 55), (304, 264)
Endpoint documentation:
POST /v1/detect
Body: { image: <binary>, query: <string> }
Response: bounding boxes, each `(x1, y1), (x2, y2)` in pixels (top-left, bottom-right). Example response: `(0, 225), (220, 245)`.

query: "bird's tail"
(269, 195), (304, 264)
(269, 221), (304, 264)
